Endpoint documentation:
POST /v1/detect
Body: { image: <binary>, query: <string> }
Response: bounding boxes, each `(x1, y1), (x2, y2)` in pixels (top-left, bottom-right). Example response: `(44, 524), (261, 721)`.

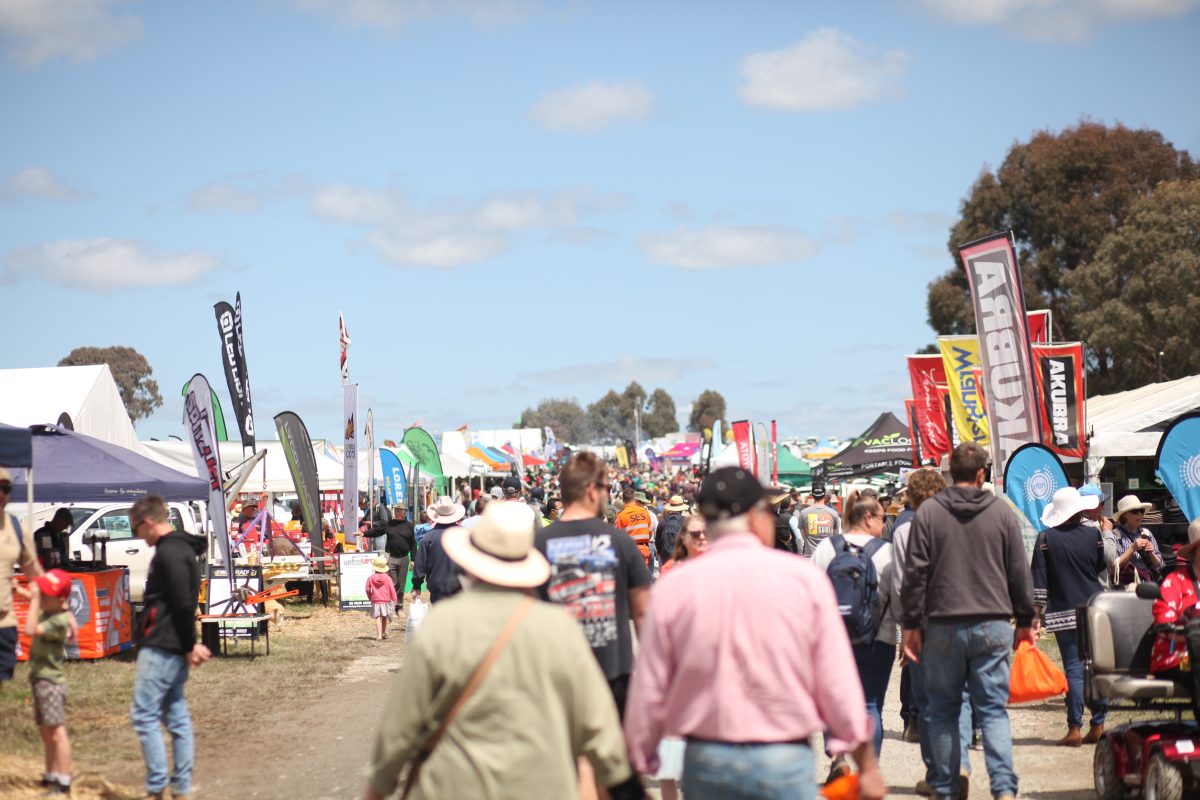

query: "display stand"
(13, 568), (133, 661)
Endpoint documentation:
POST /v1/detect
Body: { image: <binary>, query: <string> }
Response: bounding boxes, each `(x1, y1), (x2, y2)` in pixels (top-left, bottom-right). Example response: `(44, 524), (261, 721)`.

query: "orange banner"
(14, 569), (133, 661)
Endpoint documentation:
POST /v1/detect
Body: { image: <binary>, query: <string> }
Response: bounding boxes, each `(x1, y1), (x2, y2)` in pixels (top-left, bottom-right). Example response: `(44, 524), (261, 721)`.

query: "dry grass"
(0, 602), (382, 793)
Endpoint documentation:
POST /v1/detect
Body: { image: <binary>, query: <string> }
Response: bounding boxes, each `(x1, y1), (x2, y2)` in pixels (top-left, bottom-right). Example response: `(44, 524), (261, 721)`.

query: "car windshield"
(69, 508), (98, 530)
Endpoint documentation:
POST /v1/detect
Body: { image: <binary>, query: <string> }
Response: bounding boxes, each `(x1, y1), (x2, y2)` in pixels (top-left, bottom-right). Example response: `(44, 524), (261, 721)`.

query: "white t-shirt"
(811, 532), (900, 645)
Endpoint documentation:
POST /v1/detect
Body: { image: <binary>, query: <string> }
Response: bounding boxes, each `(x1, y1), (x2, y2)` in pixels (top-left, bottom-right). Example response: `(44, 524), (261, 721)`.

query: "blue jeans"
(855, 640), (896, 757)
(1055, 629), (1107, 729)
(131, 646), (194, 795)
(924, 620), (1018, 799)
(910, 661), (973, 779)
(683, 740), (816, 800)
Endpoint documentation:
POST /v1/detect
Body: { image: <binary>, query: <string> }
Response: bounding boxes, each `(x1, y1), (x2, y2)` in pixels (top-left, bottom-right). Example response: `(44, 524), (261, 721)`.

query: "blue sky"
(2, 0), (1198, 445)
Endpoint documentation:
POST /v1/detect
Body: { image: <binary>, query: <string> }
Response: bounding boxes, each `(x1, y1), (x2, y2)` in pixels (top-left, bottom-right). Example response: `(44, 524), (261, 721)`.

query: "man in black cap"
(623, 467), (885, 800)
(796, 484), (841, 556)
(502, 474), (545, 530)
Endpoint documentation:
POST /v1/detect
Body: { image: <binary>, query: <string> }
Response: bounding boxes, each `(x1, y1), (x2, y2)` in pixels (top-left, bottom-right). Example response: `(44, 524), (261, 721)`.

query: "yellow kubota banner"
(938, 335), (990, 448)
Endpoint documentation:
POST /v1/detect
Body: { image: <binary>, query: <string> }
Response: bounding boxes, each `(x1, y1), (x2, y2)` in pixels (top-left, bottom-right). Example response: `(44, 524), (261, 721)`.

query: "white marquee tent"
(1087, 374), (1200, 458)
(141, 439), (368, 493)
(0, 365), (148, 455)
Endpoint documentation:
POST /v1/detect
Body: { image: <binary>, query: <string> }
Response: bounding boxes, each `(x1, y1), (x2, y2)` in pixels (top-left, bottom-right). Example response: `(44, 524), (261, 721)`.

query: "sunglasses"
(594, 482), (612, 491)
(0, 483), (11, 494)
(685, 528), (706, 538)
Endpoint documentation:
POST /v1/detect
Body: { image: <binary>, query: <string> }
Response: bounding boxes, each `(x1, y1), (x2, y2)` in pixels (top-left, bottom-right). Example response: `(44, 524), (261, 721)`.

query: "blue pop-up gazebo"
(7, 424), (207, 503)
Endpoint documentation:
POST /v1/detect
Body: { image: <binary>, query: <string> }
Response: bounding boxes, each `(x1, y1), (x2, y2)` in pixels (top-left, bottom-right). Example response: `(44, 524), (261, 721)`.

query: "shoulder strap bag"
(401, 596), (534, 799)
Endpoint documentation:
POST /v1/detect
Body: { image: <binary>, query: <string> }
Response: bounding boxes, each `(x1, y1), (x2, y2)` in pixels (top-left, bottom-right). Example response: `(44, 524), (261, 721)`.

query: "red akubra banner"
(937, 384), (961, 448)
(959, 232), (1039, 474)
(906, 355), (952, 464)
(1032, 342), (1087, 459)
(1027, 309), (1052, 344)
(905, 400), (922, 467)
(730, 420), (756, 474)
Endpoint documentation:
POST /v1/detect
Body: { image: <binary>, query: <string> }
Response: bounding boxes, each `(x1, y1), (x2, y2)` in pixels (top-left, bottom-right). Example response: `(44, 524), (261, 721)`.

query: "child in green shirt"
(26, 568), (78, 796)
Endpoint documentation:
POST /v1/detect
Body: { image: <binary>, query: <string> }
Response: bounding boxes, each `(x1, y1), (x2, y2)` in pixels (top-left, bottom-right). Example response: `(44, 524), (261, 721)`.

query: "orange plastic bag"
(821, 773), (859, 800)
(1008, 641), (1068, 704)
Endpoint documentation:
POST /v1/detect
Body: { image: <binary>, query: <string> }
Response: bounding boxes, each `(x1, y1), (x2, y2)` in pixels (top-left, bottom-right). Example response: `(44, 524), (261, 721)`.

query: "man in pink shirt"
(624, 467), (886, 800)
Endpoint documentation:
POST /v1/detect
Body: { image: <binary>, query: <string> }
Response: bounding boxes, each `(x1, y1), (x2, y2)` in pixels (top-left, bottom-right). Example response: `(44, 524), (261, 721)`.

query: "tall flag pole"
(213, 292), (256, 453)
(339, 311), (351, 386)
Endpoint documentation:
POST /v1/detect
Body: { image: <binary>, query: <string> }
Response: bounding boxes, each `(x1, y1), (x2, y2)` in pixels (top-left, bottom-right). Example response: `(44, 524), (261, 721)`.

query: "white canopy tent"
(141, 439), (366, 493)
(0, 365), (148, 455)
(1087, 374), (1200, 458)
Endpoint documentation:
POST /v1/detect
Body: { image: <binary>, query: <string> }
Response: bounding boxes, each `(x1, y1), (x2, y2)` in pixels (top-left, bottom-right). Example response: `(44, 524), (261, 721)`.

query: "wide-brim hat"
(371, 556), (389, 573)
(1178, 519), (1200, 560)
(1041, 486), (1100, 528)
(428, 497), (466, 525)
(664, 495), (688, 512)
(634, 491), (651, 504)
(1115, 494), (1153, 524)
(442, 502), (550, 588)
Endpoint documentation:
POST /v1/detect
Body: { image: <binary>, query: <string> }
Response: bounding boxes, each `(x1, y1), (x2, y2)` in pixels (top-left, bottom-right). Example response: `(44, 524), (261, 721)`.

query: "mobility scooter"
(1081, 584), (1200, 800)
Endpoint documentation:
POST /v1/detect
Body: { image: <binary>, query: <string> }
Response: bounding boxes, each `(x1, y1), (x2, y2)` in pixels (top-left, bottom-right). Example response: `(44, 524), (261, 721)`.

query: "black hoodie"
(900, 485), (1035, 629)
(140, 530), (205, 655)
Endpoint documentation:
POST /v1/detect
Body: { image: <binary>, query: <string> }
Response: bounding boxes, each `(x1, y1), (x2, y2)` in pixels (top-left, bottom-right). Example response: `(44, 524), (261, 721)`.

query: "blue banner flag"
(1156, 412), (1200, 522)
(1004, 443), (1069, 532)
(380, 448), (408, 511)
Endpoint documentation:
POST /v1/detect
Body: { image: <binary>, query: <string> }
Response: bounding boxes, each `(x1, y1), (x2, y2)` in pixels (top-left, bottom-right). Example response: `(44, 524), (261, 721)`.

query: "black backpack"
(826, 535), (887, 644)
(657, 514), (683, 562)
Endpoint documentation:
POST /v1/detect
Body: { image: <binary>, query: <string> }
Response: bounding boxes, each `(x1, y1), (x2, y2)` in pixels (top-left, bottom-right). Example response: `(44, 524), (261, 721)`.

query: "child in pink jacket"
(365, 556), (398, 640)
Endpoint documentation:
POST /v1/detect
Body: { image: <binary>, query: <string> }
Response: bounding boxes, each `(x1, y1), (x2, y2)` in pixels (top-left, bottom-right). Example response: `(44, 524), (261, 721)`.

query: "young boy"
(25, 568), (77, 796)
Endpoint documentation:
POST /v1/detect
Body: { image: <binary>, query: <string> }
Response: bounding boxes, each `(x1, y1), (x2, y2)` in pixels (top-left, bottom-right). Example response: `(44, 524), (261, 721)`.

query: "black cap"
(811, 484), (827, 499)
(502, 475), (522, 497)
(697, 467), (766, 521)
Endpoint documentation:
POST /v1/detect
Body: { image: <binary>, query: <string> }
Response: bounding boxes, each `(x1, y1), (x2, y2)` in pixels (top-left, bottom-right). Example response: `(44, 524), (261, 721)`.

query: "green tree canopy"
(688, 389), (727, 433)
(519, 397), (594, 444)
(1066, 179), (1200, 392)
(643, 388), (678, 438)
(587, 390), (632, 443)
(58, 345), (163, 423)
(929, 121), (1197, 342)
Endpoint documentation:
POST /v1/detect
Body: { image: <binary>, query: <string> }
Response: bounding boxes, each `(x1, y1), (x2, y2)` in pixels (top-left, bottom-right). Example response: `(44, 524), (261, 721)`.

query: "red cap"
(35, 569), (72, 599)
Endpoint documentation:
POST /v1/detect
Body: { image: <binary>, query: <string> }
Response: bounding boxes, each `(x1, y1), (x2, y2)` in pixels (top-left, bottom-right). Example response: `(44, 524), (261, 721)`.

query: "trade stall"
(6, 424), (208, 661)
(815, 412), (915, 482)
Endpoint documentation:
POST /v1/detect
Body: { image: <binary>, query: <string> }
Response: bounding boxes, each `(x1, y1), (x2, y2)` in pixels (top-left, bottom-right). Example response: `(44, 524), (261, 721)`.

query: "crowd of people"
(6, 444), (1200, 799)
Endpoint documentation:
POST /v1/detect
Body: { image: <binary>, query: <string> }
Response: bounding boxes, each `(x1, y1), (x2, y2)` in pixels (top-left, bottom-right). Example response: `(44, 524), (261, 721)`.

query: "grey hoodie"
(900, 485), (1036, 629)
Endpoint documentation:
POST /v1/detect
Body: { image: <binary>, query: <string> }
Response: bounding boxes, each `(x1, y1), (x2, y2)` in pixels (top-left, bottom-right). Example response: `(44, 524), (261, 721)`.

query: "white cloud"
(310, 183), (623, 268)
(0, 0), (142, 67)
(368, 230), (508, 269)
(916, 0), (1200, 41)
(640, 225), (818, 269)
(739, 28), (908, 111)
(1, 166), (81, 201)
(520, 357), (714, 387)
(4, 238), (219, 289)
(281, 0), (532, 33)
(186, 181), (261, 214)
(530, 81), (656, 133)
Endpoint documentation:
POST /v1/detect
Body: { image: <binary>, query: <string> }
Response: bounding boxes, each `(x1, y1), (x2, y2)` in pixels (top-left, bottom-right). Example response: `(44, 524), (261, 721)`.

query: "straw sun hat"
(1114, 494), (1154, 525)
(371, 556), (389, 573)
(1040, 486), (1099, 528)
(442, 502), (550, 589)
(427, 496), (466, 525)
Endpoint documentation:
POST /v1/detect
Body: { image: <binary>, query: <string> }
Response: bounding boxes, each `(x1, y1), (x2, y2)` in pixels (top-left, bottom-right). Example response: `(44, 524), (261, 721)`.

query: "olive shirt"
(29, 611), (72, 684)
(0, 514), (39, 629)
(367, 583), (633, 800)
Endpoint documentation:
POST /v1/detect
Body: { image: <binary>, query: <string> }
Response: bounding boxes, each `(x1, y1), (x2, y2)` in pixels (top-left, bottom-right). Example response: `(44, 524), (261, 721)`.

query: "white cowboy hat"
(442, 502), (550, 589)
(1040, 486), (1100, 528)
(664, 495), (688, 513)
(1114, 494), (1154, 525)
(427, 496), (466, 526)
(1177, 518), (1200, 561)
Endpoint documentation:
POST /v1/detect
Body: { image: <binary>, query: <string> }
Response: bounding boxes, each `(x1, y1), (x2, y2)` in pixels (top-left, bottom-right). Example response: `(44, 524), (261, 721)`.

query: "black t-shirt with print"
(535, 518), (650, 680)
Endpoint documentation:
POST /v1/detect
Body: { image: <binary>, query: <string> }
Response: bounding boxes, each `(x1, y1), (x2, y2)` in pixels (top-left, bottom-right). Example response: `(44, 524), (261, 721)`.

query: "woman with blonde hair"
(659, 515), (707, 577)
